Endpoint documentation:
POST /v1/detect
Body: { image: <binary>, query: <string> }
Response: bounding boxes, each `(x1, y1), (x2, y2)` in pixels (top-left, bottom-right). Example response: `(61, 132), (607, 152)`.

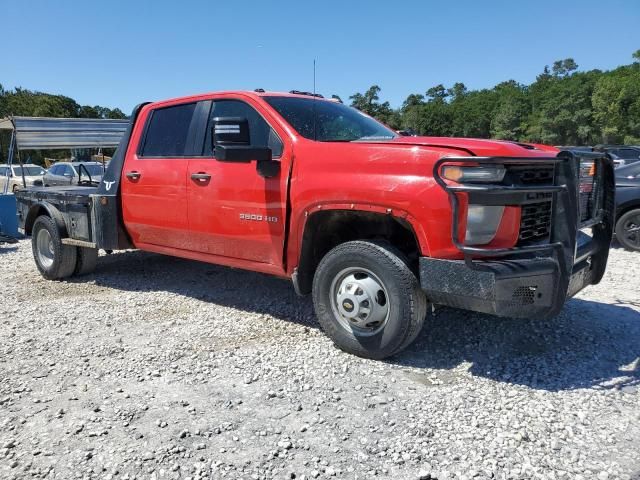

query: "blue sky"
(3, 0), (639, 113)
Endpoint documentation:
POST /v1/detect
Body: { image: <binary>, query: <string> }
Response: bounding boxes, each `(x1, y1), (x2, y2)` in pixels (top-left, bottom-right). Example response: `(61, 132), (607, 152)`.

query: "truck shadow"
(86, 250), (640, 393)
(395, 299), (640, 392)
(84, 249), (318, 328)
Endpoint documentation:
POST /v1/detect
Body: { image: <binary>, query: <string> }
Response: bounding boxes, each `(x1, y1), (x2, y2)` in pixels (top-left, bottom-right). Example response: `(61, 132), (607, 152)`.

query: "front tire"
(312, 241), (427, 360)
(31, 216), (77, 280)
(615, 209), (640, 251)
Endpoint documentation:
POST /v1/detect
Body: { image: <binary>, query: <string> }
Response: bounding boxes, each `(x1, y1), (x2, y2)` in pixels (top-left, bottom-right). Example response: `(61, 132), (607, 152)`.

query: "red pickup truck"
(15, 90), (615, 359)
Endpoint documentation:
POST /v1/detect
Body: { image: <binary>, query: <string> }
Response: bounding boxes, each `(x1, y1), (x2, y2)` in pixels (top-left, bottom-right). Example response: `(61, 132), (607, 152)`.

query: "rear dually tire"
(31, 215), (77, 280)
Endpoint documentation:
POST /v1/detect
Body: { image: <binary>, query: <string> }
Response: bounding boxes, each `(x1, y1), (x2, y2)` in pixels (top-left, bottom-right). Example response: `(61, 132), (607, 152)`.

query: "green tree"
(552, 58), (579, 77)
(490, 81), (529, 140)
(349, 85), (393, 124)
(425, 84), (448, 102)
(592, 65), (640, 143)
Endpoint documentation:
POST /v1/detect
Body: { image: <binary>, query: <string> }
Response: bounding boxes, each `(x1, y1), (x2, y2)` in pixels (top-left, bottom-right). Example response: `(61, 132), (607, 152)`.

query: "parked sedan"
(615, 162), (640, 251)
(43, 162), (105, 187)
(596, 146), (640, 168)
(0, 164), (47, 193)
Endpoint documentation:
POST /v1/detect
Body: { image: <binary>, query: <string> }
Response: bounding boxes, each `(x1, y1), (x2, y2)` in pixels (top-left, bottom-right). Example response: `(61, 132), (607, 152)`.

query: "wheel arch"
(616, 200), (640, 222)
(292, 207), (426, 295)
(25, 202), (68, 237)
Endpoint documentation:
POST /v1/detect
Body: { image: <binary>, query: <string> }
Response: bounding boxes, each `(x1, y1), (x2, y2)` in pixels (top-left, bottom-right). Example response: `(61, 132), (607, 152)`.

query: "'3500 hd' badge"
(239, 213), (279, 223)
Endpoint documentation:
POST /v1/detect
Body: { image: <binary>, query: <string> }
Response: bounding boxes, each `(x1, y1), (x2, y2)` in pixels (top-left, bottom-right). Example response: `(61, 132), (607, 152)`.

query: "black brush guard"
(419, 151), (614, 319)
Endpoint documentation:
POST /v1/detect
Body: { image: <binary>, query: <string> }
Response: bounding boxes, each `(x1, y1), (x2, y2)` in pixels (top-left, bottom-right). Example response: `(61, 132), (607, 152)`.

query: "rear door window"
(140, 103), (198, 157)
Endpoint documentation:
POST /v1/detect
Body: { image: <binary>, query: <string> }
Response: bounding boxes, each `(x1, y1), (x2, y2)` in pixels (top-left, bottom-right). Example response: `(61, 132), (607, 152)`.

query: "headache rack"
(433, 150), (614, 280)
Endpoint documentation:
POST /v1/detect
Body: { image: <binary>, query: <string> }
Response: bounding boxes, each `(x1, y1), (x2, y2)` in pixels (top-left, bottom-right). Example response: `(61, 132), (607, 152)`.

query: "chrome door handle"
(191, 172), (211, 182)
(126, 171), (141, 180)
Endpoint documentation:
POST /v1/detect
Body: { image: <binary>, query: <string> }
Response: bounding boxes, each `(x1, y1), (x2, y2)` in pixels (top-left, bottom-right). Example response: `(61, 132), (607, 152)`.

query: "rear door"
(120, 102), (198, 250)
(186, 96), (289, 266)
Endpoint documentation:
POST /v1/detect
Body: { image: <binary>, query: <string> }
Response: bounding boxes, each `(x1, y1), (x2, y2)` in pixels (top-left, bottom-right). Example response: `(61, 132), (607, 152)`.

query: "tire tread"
(31, 216), (77, 280)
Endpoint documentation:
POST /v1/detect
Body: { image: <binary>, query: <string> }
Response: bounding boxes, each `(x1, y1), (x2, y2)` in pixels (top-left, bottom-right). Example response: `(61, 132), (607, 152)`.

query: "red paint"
(120, 91), (559, 278)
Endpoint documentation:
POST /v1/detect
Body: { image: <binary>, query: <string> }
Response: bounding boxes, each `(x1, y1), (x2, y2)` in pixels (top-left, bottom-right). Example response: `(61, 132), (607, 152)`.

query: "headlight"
(442, 165), (506, 183)
(466, 205), (505, 245)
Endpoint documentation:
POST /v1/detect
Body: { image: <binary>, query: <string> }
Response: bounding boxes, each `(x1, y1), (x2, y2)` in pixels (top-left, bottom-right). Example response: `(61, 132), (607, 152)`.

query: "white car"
(0, 164), (47, 193)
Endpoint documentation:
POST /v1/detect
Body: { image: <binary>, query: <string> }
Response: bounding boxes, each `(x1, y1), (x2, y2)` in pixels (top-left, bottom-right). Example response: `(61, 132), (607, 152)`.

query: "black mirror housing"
(214, 145), (272, 163)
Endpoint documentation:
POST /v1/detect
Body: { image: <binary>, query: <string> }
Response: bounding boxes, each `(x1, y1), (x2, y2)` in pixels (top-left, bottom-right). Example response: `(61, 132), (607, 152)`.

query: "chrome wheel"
(330, 267), (390, 336)
(36, 228), (55, 269)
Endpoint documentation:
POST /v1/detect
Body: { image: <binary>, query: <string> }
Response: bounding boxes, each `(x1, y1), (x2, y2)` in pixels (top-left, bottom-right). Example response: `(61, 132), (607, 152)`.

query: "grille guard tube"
(428, 151), (615, 319)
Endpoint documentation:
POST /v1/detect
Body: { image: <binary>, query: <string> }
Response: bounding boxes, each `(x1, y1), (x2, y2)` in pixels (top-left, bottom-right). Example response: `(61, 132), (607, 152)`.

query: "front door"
(187, 97), (289, 266)
(121, 102), (197, 250)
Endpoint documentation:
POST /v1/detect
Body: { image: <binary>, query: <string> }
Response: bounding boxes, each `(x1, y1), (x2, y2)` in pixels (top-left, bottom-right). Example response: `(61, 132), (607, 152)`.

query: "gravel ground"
(0, 241), (639, 480)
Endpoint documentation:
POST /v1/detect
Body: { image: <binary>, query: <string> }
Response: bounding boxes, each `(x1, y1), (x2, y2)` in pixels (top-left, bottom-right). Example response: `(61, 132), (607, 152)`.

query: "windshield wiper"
(317, 139), (358, 143)
(355, 136), (396, 141)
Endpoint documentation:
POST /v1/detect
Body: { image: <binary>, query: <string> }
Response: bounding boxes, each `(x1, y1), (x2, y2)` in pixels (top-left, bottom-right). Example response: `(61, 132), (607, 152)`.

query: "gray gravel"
(0, 241), (639, 480)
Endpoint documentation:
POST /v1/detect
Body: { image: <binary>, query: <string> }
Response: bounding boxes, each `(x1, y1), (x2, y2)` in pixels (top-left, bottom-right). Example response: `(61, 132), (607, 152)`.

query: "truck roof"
(145, 90), (338, 109)
(143, 91), (560, 156)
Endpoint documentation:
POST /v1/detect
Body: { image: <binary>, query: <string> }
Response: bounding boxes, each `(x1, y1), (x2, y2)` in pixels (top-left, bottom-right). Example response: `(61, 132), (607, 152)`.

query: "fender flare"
(288, 202), (431, 272)
(24, 201), (69, 237)
(287, 203), (430, 295)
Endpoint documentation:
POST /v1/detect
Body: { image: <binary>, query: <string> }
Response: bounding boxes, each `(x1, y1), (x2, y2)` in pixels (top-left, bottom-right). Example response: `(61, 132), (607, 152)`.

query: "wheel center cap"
(342, 299), (355, 313)
(337, 293), (363, 319)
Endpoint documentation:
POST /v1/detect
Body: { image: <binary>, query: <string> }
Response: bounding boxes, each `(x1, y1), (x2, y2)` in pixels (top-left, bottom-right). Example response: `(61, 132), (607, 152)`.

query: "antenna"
(313, 59), (317, 141)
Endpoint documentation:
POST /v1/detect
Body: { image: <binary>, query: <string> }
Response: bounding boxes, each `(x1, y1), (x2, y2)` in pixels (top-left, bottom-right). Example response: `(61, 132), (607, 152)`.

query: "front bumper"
(421, 152), (615, 319)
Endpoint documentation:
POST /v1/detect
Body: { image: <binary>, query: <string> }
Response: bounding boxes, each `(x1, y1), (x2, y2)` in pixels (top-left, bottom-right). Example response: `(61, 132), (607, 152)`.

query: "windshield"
(264, 96), (397, 142)
(13, 166), (46, 176)
(77, 164), (105, 177)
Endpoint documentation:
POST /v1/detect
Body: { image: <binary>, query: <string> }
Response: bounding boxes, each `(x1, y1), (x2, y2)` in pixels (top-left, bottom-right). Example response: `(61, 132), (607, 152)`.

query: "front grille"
(518, 201), (552, 243)
(512, 285), (537, 305)
(506, 165), (555, 185)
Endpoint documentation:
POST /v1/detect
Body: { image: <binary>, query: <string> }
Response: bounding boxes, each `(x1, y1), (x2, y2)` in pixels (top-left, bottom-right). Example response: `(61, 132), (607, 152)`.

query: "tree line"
(349, 50), (640, 146)
(0, 84), (126, 120)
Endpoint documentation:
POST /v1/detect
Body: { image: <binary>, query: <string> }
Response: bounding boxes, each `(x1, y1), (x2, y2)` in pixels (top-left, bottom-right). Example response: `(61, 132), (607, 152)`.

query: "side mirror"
(212, 117), (280, 178)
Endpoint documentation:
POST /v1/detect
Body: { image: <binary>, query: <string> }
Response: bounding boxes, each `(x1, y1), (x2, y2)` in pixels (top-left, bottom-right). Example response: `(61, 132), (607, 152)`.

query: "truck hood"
(389, 136), (560, 158)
